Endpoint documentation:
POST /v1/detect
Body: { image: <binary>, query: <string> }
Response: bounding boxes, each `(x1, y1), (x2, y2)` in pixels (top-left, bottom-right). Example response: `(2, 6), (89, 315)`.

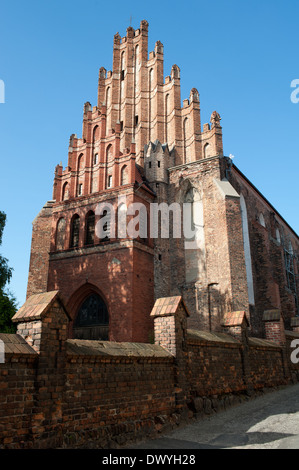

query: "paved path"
(131, 383), (299, 449)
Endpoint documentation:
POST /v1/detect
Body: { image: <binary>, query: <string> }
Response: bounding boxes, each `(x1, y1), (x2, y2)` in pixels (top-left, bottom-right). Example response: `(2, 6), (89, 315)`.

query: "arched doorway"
(73, 293), (109, 340)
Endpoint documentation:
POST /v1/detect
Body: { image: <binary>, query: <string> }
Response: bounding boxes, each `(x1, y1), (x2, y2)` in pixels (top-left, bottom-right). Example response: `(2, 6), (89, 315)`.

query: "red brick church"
(26, 20), (298, 343)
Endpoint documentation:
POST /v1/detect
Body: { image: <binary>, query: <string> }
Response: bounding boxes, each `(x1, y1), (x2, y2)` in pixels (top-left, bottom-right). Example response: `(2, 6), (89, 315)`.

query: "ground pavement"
(130, 383), (299, 449)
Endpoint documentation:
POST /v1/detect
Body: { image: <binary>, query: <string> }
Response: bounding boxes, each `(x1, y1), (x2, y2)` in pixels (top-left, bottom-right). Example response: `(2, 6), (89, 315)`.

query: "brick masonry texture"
(0, 295), (298, 449)
(3, 19), (299, 448)
(26, 20), (298, 343)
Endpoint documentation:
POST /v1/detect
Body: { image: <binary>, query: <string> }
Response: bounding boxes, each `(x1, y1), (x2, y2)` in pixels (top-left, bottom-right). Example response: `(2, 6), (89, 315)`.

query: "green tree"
(0, 212), (17, 333)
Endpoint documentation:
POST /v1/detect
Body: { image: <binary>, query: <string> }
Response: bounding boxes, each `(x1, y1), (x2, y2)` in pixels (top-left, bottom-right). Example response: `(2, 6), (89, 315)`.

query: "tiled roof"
(0, 333), (37, 355)
(12, 291), (60, 323)
(150, 296), (189, 317)
(221, 311), (249, 327)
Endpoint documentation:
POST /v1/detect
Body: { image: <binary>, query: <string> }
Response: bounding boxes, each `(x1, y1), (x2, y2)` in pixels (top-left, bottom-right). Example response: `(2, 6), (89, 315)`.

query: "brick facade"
(25, 20), (298, 343)
(2, 18), (298, 450)
(228, 166), (299, 336)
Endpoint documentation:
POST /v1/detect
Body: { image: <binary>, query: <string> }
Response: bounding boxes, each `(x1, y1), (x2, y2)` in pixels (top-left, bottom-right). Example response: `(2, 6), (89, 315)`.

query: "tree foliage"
(0, 211), (17, 332)
(0, 290), (17, 333)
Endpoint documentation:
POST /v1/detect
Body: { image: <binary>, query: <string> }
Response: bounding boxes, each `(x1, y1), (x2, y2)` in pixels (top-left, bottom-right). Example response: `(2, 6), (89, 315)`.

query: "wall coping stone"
(285, 330), (299, 339)
(248, 337), (282, 349)
(262, 309), (281, 322)
(66, 339), (173, 358)
(0, 333), (37, 355)
(187, 329), (240, 345)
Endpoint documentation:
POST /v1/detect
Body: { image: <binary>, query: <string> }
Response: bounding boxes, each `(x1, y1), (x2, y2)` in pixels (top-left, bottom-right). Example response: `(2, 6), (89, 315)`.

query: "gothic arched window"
(106, 87), (111, 134)
(85, 211), (95, 246)
(78, 153), (84, 171)
(240, 194), (255, 306)
(106, 144), (113, 189)
(121, 165), (128, 185)
(92, 125), (99, 144)
(165, 93), (169, 143)
(276, 228), (281, 244)
(184, 187), (195, 235)
(70, 214), (80, 248)
(204, 143), (211, 158)
(183, 117), (189, 163)
(259, 213), (266, 227)
(56, 217), (66, 251)
(284, 240), (296, 294)
(73, 293), (109, 340)
(183, 185), (206, 283)
(62, 182), (69, 201)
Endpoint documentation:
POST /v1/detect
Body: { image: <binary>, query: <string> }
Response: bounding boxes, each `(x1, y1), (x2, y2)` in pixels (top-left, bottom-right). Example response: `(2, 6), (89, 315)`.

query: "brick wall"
(186, 331), (246, 396)
(0, 293), (299, 449)
(247, 338), (287, 388)
(0, 334), (37, 447)
(63, 343), (175, 447)
(162, 157), (250, 332)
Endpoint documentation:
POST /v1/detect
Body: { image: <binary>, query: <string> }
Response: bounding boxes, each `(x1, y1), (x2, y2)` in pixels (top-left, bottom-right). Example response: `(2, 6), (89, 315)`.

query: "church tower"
(26, 20), (236, 342)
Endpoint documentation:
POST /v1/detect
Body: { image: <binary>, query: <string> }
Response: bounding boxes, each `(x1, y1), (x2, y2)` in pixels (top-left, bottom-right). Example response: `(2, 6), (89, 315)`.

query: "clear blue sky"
(0, 0), (298, 308)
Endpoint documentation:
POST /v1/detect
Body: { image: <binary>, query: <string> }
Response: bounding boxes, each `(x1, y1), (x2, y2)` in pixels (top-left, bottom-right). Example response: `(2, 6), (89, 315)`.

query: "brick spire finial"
(150, 296), (189, 357)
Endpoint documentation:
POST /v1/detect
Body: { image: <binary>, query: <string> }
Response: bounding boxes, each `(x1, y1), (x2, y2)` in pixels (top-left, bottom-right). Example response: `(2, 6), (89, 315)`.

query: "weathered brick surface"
(1, 298), (299, 448)
(62, 352), (175, 447)
(228, 166), (299, 336)
(0, 350), (37, 448)
(7, 19), (298, 448)
(26, 20), (298, 344)
(27, 202), (54, 299)
(186, 332), (245, 396)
